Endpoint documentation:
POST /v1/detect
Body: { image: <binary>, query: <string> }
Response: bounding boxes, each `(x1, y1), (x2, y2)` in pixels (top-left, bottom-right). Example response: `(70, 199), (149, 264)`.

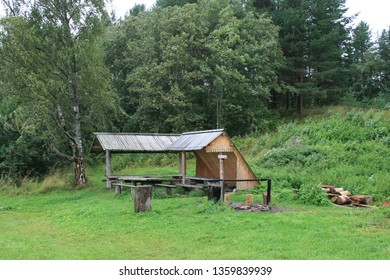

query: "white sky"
(110, 0), (389, 35)
(0, 0), (388, 34)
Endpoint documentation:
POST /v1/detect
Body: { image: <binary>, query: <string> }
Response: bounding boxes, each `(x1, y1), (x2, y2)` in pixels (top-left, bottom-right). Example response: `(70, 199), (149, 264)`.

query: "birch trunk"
(69, 54), (86, 187)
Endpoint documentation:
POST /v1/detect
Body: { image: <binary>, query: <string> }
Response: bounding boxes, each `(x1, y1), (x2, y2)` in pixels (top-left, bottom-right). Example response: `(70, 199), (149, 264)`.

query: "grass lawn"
(1, 183), (389, 260)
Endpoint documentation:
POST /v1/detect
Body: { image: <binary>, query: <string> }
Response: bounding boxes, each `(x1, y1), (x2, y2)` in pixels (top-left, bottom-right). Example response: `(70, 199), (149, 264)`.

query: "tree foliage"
(1, 0), (389, 183)
(104, 0), (283, 135)
(271, 0), (352, 113)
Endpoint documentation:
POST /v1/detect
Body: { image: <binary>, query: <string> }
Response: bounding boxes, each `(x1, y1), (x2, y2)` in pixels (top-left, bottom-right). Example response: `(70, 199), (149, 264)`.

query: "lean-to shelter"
(91, 129), (258, 190)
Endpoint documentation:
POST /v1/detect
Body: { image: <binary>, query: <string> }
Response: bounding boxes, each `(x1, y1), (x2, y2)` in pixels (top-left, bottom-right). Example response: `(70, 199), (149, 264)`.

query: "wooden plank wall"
(195, 134), (258, 190)
(195, 150), (237, 179)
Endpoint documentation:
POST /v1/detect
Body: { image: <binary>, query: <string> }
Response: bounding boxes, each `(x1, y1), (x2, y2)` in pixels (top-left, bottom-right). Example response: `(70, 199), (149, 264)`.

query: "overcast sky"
(0, 0), (388, 35)
(110, 0), (389, 35)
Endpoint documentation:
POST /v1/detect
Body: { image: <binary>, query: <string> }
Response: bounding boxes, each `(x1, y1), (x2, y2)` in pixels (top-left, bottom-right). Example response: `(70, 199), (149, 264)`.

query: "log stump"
(245, 194), (253, 206)
(382, 201), (390, 207)
(262, 192), (269, 206)
(133, 185), (153, 213)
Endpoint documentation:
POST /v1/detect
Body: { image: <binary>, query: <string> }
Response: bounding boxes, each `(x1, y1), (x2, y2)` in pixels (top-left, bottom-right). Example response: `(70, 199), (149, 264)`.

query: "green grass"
(1, 184), (389, 260)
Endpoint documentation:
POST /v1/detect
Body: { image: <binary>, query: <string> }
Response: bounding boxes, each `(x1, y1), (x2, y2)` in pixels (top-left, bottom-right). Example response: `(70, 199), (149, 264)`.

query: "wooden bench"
(154, 184), (177, 195)
(207, 183), (222, 187)
(176, 184), (206, 189)
(111, 182), (133, 195)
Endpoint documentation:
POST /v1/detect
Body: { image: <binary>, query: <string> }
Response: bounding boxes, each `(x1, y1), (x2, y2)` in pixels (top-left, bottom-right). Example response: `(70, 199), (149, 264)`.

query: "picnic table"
(108, 175), (163, 185)
(107, 175), (163, 195)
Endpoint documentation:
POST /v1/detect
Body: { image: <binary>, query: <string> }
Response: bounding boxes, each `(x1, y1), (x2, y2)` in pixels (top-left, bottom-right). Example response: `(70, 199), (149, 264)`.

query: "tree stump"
(245, 194), (253, 206)
(382, 201), (390, 207)
(262, 192), (268, 206)
(133, 185), (153, 213)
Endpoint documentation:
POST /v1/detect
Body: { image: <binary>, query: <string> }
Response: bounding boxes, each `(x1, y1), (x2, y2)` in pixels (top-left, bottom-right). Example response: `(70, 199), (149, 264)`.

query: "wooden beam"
(106, 150), (112, 189)
(179, 152), (186, 184)
(218, 154), (227, 202)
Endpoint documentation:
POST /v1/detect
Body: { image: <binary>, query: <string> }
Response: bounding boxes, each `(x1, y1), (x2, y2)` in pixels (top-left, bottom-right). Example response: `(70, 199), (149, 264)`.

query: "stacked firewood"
(321, 185), (374, 208)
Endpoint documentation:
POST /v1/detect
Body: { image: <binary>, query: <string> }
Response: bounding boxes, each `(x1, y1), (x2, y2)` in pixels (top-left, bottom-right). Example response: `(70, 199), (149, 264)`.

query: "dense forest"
(0, 0), (389, 186)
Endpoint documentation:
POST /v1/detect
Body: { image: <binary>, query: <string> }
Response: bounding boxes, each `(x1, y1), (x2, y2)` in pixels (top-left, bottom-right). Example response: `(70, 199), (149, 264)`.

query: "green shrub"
(298, 183), (331, 206)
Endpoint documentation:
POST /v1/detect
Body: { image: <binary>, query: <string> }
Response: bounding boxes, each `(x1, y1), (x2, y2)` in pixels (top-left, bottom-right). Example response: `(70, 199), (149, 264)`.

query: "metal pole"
(266, 179), (272, 206)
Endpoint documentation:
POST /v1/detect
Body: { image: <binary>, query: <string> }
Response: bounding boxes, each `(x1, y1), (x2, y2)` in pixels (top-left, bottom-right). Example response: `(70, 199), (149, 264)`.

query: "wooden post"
(179, 152), (186, 184)
(106, 150), (112, 189)
(133, 186), (153, 213)
(207, 182), (220, 201)
(218, 154), (227, 202)
(115, 185), (121, 195)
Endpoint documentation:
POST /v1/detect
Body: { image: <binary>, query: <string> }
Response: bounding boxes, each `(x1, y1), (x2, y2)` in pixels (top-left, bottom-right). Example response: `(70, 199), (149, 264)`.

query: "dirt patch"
(230, 202), (293, 213)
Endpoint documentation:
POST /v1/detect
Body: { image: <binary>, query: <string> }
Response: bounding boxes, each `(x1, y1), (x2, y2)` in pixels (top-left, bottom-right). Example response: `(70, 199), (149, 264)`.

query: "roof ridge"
(181, 129), (224, 135)
(93, 132), (181, 136)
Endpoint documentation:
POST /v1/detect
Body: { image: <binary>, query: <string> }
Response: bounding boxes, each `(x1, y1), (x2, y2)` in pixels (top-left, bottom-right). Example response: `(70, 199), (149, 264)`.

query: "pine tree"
(268, 0), (351, 113)
(378, 28), (390, 93)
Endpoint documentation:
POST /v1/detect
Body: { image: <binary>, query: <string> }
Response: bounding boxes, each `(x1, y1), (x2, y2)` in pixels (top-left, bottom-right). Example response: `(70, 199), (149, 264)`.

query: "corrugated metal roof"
(91, 133), (180, 153)
(167, 129), (225, 151)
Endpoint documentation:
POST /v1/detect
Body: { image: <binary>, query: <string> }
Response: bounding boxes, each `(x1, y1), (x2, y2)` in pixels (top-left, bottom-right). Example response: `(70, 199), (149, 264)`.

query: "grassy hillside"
(235, 107), (390, 205)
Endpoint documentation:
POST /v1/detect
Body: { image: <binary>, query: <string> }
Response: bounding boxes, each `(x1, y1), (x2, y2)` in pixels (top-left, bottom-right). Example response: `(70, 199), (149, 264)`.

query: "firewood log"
(336, 196), (351, 205)
(322, 187), (331, 193)
(350, 195), (374, 205)
(338, 190), (351, 196)
(332, 187), (344, 194)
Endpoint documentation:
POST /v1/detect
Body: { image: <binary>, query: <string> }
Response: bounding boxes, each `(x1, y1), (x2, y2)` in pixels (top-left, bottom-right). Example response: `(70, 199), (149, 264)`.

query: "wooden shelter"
(90, 133), (180, 188)
(91, 129), (259, 190)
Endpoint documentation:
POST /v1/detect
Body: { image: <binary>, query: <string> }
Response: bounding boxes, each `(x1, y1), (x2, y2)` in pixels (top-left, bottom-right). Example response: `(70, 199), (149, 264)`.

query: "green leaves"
(105, 0), (283, 135)
(0, 1), (119, 183)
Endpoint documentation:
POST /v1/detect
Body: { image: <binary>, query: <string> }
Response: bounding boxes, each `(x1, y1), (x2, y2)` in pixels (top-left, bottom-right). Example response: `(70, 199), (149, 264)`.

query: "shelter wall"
(195, 150), (237, 180)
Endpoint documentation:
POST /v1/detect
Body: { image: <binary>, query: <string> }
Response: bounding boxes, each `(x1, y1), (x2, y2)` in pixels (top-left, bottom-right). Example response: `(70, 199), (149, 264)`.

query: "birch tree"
(0, 0), (118, 186)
